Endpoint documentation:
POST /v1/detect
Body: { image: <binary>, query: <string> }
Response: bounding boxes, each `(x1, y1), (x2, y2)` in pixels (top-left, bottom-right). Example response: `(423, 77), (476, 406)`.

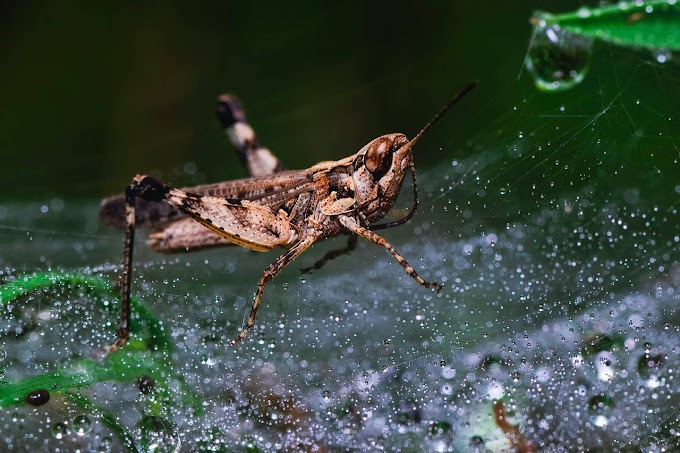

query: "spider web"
(1, 45), (679, 451)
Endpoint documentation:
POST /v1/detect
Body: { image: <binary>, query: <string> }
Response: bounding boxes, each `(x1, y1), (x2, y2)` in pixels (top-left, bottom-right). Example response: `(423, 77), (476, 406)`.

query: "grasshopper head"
(351, 82), (478, 225)
(352, 133), (412, 223)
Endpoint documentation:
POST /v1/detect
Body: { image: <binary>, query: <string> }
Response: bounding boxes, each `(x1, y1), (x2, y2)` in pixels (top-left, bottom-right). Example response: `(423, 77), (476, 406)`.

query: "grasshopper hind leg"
(216, 94), (285, 177)
(107, 175), (182, 354)
(106, 177), (169, 354)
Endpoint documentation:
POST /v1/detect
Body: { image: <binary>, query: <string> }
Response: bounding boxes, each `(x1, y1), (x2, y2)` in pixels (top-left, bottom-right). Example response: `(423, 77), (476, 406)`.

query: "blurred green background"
(0, 0), (576, 200)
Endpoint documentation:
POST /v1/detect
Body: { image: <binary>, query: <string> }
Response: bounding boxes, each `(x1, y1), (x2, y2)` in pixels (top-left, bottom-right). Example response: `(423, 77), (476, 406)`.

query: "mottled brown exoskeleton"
(100, 83), (477, 353)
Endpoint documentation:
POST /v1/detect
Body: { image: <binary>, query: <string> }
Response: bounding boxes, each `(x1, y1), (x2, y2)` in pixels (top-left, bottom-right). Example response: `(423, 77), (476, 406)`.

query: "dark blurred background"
(1, 1), (578, 199)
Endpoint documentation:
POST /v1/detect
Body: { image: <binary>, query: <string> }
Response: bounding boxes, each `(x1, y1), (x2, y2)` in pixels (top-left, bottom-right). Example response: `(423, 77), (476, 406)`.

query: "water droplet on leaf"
(525, 16), (593, 91)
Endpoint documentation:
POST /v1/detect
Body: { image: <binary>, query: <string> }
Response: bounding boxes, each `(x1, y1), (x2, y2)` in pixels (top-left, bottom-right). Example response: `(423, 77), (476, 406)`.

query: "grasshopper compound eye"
(365, 135), (408, 178)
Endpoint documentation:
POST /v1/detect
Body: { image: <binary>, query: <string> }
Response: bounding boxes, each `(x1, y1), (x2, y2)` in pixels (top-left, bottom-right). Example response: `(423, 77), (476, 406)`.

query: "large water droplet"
(525, 14), (594, 91)
(73, 414), (92, 435)
(136, 375), (156, 394)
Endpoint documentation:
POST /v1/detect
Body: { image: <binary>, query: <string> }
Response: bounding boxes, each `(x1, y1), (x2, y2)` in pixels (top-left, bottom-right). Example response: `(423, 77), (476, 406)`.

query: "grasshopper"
(100, 83), (477, 353)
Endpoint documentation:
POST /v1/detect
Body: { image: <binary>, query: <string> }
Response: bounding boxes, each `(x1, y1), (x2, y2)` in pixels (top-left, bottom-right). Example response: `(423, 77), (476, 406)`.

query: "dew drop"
(51, 422), (68, 440)
(525, 15), (593, 92)
(638, 353), (664, 376)
(469, 436), (486, 449)
(654, 49), (672, 64)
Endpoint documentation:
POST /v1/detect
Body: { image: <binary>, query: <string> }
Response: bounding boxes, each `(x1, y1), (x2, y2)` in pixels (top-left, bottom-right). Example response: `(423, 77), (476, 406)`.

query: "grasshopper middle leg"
(229, 235), (318, 347)
(300, 234), (357, 275)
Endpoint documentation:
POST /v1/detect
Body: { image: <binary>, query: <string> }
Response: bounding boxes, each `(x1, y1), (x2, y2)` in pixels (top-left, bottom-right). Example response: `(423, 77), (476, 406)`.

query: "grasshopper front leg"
(338, 215), (443, 292)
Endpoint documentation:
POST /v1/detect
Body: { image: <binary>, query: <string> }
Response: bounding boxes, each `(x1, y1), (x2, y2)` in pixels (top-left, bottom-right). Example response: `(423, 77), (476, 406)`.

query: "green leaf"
(536, 1), (680, 51)
(0, 272), (175, 407)
(525, 1), (679, 91)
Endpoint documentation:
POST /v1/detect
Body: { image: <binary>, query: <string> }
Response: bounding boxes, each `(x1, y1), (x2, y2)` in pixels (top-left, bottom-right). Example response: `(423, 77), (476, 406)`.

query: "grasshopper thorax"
(352, 133), (411, 224)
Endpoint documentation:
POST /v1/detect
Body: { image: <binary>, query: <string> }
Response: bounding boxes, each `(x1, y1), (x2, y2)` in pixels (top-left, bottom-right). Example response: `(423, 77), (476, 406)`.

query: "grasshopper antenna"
(370, 82), (477, 231)
(405, 81), (477, 152)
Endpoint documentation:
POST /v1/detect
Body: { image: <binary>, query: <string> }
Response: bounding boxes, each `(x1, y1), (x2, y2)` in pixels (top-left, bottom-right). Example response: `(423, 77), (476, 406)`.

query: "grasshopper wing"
(101, 170), (313, 230)
(165, 189), (296, 252)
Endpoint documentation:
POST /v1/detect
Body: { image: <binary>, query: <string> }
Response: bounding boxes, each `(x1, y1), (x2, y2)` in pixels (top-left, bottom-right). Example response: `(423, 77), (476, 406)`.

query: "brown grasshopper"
(100, 83), (477, 353)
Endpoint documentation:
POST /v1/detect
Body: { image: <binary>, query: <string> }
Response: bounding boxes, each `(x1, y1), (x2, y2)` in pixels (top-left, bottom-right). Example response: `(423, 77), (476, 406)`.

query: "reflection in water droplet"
(525, 15), (593, 91)
(73, 414), (92, 435)
(469, 436), (486, 450)
(638, 353), (664, 376)
(595, 351), (617, 381)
